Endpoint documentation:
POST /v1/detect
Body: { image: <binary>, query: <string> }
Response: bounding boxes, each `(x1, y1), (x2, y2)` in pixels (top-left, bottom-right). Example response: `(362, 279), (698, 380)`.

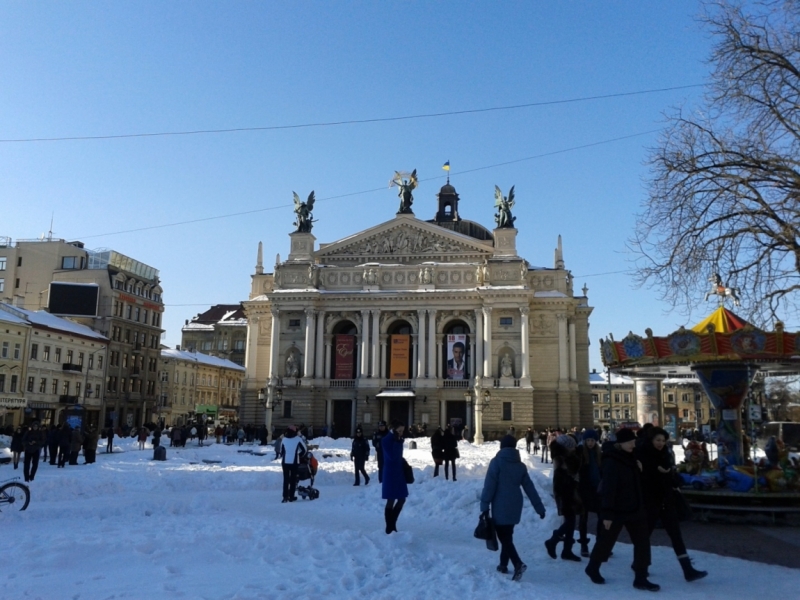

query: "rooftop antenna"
(47, 213), (54, 241)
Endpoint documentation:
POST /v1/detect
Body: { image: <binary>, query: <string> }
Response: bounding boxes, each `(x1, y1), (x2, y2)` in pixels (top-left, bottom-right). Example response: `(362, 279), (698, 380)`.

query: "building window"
(62, 256), (79, 269)
(603, 393), (609, 403)
(78, 352), (84, 366)
(623, 409), (630, 419)
(233, 339), (245, 351)
(0, 374), (4, 392)
(282, 400), (292, 419)
(88, 354), (94, 370)
(10, 375), (17, 392)
(39, 378), (47, 393)
(499, 317), (513, 326)
(15, 278), (19, 288)
(43, 345), (50, 361)
(13, 343), (20, 360)
(594, 409), (599, 419)
(0, 257), (5, 270)
(76, 382), (82, 398)
(30, 343), (38, 360)
(614, 393), (621, 403)
(623, 393), (631, 403)
(591, 394), (599, 404)
(62, 381), (69, 395)
(0, 278), (4, 292)
(682, 409), (689, 418)
(126, 305), (132, 319)
(603, 409), (610, 419)
(134, 307), (140, 322)
(97, 354), (103, 370)
(1, 341), (7, 358)
(709, 408), (716, 418)
(288, 319), (301, 327)
(682, 393), (690, 403)
(66, 350), (73, 364)
(55, 347), (61, 363)
(51, 379), (59, 394)
(27, 377), (34, 392)
(95, 384), (100, 398)
(502, 402), (513, 421)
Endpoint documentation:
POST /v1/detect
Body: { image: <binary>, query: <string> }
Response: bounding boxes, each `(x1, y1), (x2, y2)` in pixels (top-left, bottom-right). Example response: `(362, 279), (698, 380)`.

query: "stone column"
(411, 334), (418, 379)
(303, 308), (316, 378)
(324, 336), (332, 379)
(557, 314), (568, 381)
(315, 310), (325, 378)
(474, 308), (484, 383)
(569, 320), (577, 381)
(380, 335), (387, 379)
(436, 339), (443, 381)
(520, 307), (530, 379)
(427, 309), (436, 379)
(371, 310), (380, 378)
(269, 307), (280, 379)
(244, 315), (259, 376)
(360, 309), (370, 378)
(482, 307), (493, 378)
(417, 309), (427, 378)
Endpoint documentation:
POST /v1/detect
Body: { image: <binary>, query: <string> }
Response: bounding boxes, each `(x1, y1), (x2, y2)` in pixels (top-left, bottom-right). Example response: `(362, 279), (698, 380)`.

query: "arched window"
(331, 320), (357, 379)
(386, 320), (413, 379)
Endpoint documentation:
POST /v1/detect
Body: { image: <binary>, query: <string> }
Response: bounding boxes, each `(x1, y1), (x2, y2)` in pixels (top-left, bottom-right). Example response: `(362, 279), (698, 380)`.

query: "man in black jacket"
(350, 427), (371, 485)
(584, 428), (660, 592)
(22, 421), (47, 482)
(371, 421), (388, 483)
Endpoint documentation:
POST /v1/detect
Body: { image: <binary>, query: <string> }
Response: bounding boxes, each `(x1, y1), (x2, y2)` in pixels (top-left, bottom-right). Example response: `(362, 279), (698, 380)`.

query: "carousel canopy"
(691, 306), (750, 334)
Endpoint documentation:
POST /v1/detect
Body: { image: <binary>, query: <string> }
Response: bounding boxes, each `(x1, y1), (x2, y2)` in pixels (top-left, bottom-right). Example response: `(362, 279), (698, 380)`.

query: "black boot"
(512, 563), (527, 582)
(678, 555), (708, 582)
(585, 560), (605, 584)
(633, 572), (661, 592)
(364, 474), (370, 486)
(579, 538), (590, 558)
(544, 530), (563, 559)
(561, 540), (582, 562)
(384, 506), (394, 535)
(391, 502), (404, 532)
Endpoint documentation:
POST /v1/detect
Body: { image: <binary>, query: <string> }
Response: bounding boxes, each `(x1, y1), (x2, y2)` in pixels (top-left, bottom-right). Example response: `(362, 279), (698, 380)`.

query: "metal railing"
(442, 379), (469, 388)
(329, 379), (356, 388)
(62, 363), (82, 373)
(385, 379), (412, 388)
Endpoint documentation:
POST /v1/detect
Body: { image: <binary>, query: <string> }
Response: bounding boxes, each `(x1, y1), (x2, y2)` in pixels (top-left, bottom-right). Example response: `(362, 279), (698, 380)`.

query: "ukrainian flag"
(442, 161), (450, 171)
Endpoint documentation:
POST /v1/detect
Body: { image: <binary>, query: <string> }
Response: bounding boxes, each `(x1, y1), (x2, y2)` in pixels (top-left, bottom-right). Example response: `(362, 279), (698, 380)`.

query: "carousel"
(599, 282), (800, 523)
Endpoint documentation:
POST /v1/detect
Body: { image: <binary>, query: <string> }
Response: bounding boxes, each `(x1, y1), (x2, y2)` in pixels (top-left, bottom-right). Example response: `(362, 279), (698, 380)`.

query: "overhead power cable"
(1, 84), (702, 143)
(74, 128), (660, 240)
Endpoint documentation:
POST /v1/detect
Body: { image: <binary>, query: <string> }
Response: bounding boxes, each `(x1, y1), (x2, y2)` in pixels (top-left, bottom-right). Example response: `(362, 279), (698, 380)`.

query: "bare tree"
(631, 1), (800, 324)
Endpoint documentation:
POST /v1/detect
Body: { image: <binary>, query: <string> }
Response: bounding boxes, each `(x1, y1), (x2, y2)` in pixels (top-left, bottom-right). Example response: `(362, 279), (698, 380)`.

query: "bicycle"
(0, 477), (30, 511)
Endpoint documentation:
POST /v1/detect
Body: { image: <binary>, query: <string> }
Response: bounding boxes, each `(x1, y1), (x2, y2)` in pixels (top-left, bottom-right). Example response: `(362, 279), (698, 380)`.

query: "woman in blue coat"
(381, 421), (408, 534)
(480, 435), (546, 581)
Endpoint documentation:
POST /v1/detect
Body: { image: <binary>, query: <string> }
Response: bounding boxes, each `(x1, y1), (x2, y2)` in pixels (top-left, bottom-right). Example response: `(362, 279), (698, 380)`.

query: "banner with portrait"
(334, 335), (355, 379)
(446, 334), (468, 380)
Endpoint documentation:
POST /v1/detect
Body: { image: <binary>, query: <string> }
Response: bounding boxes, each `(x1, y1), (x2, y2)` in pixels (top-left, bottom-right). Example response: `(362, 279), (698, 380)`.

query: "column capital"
(305, 307), (315, 317)
(270, 306), (279, 318)
(371, 308), (381, 316)
(427, 308), (437, 316)
(519, 306), (529, 316)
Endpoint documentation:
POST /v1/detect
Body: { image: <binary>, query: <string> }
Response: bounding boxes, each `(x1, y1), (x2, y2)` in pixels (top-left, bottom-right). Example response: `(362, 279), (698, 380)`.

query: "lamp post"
(263, 379), (282, 444)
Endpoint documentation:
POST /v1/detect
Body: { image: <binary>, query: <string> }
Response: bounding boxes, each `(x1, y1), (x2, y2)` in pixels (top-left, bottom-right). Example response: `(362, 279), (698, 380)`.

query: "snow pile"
(0, 435), (796, 600)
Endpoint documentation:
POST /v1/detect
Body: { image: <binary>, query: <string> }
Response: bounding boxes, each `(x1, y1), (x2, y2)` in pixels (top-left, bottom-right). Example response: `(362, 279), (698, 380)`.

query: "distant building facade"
(241, 181), (594, 440)
(159, 348), (245, 426)
(0, 238), (164, 429)
(181, 304), (247, 366)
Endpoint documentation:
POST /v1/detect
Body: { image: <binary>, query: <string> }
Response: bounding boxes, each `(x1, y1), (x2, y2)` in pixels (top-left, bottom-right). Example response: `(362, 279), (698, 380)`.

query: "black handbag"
(402, 458), (414, 484)
(473, 513), (499, 551)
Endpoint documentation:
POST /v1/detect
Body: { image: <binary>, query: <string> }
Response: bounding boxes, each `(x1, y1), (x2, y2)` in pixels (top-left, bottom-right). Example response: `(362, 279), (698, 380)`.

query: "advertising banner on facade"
(0, 397), (27, 409)
(446, 334), (468, 380)
(663, 406), (678, 442)
(390, 335), (411, 379)
(334, 335), (355, 379)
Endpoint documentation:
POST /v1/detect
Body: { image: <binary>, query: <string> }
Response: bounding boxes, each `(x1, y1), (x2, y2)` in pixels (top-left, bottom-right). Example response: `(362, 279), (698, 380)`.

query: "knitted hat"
(582, 429), (598, 441)
(500, 435), (517, 449)
(616, 428), (636, 444)
(377, 421), (387, 427)
(555, 434), (577, 451)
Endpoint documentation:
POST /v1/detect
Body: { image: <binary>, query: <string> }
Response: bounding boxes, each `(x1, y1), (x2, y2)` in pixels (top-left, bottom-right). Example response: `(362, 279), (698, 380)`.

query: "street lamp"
(262, 380), (283, 444)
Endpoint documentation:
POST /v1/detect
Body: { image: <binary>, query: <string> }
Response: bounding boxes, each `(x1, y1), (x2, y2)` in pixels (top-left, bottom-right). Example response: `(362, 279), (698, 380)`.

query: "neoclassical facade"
(241, 183), (593, 440)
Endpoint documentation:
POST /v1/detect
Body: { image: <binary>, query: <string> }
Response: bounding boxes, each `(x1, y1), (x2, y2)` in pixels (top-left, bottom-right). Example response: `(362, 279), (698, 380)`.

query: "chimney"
(175, 345), (181, 351)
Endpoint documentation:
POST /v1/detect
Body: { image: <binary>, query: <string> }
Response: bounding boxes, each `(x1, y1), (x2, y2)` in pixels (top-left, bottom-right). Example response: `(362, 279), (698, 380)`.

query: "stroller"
(296, 451), (319, 500)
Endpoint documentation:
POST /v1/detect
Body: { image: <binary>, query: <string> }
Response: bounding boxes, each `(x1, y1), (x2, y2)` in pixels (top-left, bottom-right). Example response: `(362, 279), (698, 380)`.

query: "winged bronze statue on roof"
(494, 185), (516, 229)
(293, 191), (315, 233)
(390, 169), (418, 214)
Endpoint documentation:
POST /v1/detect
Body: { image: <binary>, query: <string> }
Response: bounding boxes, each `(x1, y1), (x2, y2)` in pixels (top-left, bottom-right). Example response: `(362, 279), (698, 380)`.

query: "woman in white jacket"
(279, 425), (307, 503)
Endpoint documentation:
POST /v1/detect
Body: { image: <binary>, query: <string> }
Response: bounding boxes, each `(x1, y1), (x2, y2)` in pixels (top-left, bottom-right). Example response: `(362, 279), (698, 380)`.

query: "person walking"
(48, 425), (60, 464)
(350, 427), (371, 486)
(237, 426), (245, 446)
(638, 427), (707, 582)
(442, 425), (459, 481)
(83, 427), (99, 464)
(584, 428), (659, 592)
(539, 428), (550, 463)
(137, 426), (149, 451)
(577, 429), (603, 557)
(69, 426), (84, 466)
(106, 426), (115, 453)
(545, 434), (582, 562)
(10, 426), (24, 470)
(279, 425), (307, 503)
(430, 426), (444, 477)
(525, 427), (534, 454)
(381, 421), (408, 534)
(57, 424), (71, 468)
(480, 434), (546, 582)
(371, 421), (388, 483)
(22, 421), (46, 482)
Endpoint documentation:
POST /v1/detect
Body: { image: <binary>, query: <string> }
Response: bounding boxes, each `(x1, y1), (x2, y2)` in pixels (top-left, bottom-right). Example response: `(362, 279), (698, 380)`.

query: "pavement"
(586, 513), (800, 570)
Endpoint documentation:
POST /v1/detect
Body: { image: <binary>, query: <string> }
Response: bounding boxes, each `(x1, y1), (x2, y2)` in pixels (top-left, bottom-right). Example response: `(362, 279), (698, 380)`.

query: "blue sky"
(1, 1), (743, 372)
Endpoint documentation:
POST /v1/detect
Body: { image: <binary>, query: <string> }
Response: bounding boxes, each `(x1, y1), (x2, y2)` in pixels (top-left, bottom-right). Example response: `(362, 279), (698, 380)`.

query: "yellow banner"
(390, 335), (411, 379)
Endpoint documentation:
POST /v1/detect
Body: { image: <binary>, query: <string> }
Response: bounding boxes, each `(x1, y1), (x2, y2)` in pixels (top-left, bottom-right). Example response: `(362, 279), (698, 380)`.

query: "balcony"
(329, 379), (356, 389)
(62, 363), (83, 373)
(132, 343), (143, 354)
(492, 378), (521, 388)
(59, 395), (80, 404)
(442, 379), (469, 389)
(385, 379), (412, 389)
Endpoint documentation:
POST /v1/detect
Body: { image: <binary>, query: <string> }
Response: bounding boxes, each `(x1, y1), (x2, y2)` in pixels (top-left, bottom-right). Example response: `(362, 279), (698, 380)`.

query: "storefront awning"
(376, 391), (416, 398)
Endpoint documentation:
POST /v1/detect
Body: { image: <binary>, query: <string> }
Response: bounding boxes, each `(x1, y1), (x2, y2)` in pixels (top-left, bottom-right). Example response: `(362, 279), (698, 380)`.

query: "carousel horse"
(704, 273), (741, 306)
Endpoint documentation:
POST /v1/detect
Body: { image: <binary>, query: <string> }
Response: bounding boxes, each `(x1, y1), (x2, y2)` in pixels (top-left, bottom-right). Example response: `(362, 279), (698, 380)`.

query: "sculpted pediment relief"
(316, 217), (492, 263)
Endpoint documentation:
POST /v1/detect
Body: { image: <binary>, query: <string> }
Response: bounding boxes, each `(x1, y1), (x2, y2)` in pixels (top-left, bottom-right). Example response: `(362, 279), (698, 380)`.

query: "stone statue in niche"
(500, 353), (514, 378)
(476, 264), (485, 286)
(364, 268), (379, 285)
(419, 266), (434, 285)
(285, 353), (300, 378)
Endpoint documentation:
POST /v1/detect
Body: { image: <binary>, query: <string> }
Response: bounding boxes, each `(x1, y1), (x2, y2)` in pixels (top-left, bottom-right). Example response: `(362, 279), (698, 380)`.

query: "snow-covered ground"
(1, 435), (796, 600)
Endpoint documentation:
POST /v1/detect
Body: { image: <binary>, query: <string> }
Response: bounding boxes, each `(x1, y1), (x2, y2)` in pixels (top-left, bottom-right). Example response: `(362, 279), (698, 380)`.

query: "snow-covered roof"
(0, 306), (31, 326)
(161, 348), (245, 371)
(589, 371), (633, 385)
(0, 303), (107, 341)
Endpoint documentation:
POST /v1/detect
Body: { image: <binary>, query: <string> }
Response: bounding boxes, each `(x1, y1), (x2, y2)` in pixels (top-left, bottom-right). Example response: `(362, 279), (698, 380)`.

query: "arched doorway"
(331, 321), (357, 380)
